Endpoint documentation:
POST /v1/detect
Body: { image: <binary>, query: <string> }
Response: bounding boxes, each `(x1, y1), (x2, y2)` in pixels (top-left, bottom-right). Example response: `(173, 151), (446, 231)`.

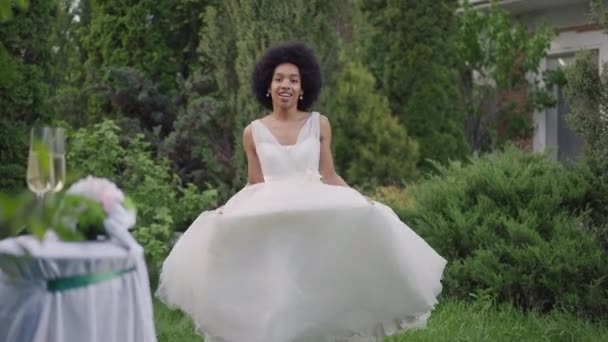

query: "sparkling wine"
(52, 154), (66, 192)
(27, 152), (53, 195)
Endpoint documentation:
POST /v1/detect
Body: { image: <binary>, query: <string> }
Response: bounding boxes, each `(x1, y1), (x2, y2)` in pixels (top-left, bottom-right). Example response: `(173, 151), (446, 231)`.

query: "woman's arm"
(318, 114), (349, 187)
(243, 124), (265, 185)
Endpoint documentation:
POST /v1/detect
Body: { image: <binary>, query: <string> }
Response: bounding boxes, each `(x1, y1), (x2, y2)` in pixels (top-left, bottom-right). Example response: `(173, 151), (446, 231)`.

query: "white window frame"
(533, 28), (608, 157)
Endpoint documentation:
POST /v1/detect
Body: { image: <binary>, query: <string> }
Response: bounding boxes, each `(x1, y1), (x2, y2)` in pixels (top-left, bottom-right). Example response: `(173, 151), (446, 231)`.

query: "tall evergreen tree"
(326, 55), (419, 186)
(78, 0), (214, 139)
(82, 0), (176, 93)
(355, 0), (469, 168)
(166, 0), (212, 79)
(49, 0), (92, 126)
(0, 0), (58, 191)
(62, 0), (230, 190)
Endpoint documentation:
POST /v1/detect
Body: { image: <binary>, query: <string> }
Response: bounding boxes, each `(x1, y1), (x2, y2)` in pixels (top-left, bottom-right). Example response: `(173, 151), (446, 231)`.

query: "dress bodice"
(251, 112), (321, 182)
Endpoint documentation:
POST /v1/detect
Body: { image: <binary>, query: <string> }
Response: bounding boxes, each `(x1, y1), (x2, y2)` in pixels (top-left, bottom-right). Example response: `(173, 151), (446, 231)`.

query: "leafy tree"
(325, 55), (419, 187)
(0, 0), (58, 192)
(92, 67), (173, 139)
(73, 0), (231, 192)
(81, 0), (212, 100)
(162, 71), (235, 196)
(456, 0), (555, 152)
(559, 0), (608, 241)
(80, 65), (236, 194)
(564, 51), (608, 183)
(0, 0), (29, 21)
(48, 0), (94, 127)
(166, 0), (212, 79)
(564, 50), (608, 239)
(355, 0), (469, 169)
(82, 0), (177, 93)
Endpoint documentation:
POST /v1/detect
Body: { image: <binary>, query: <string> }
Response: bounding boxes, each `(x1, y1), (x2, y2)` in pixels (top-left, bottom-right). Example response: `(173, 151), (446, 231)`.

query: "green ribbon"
(47, 266), (136, 292)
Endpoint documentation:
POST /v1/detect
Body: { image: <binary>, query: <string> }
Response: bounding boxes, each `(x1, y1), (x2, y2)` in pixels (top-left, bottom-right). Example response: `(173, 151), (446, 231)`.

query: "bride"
(157, 42), (446, 342)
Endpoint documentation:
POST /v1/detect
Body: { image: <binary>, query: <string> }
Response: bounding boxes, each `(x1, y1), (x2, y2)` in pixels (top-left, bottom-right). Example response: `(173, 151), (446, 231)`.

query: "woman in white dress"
(157, 42), (446, 342)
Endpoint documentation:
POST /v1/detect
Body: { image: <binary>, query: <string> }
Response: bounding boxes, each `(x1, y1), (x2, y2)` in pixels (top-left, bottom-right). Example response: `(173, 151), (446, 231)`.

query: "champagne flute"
(50, 127), (66, 192)
(26, 126), (55, 200)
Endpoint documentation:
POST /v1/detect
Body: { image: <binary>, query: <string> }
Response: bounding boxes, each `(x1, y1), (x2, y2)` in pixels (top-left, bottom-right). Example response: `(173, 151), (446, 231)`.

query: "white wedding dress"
(157, 112), (446, 342)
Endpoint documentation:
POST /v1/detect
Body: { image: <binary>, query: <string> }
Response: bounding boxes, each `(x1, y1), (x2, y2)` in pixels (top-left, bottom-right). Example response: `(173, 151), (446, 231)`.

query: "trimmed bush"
(402, 146), (608, 318)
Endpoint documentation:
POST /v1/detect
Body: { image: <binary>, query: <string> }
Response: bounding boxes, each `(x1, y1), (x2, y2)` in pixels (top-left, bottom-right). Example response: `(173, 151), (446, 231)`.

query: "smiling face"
(269, 63), (302, 111)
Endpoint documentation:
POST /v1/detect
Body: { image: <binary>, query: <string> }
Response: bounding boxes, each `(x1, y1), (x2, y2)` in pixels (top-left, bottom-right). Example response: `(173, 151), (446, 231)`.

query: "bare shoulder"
(243, 123), (253, 138)
(317, 113), (332, 141)
(243, 124), (255, 149)
(318, 113), (331, 130)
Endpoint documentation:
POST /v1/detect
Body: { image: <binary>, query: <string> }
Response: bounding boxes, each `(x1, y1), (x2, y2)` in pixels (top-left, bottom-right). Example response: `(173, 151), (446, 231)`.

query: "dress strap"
(250, 120), (265, 149)
(311, 112), (321, 140)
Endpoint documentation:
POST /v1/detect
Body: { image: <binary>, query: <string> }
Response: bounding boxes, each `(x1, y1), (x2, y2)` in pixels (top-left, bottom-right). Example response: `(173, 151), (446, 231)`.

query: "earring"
(266, 91), (270, 98)
(299, 94), (303, 100)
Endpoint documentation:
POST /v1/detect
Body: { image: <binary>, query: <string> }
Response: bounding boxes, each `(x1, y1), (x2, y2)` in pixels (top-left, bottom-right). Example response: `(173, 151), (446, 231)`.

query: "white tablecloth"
(0, 234), (157, 342)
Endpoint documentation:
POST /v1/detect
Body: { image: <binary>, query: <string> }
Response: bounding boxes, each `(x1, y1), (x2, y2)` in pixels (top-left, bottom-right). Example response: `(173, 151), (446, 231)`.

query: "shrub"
(68, 120), (218, 278)
(402, 146), (608, 318)
(368, 185), (414, 220)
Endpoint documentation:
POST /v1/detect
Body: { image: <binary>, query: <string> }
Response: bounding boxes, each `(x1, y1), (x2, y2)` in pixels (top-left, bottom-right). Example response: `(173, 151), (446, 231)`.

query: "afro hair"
(252, 42), (322, 111)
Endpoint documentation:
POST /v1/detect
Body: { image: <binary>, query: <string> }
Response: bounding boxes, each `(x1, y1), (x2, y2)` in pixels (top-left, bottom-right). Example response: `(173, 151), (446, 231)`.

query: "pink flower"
(67, 176), (124, 214)
(67, 176), (136, 231)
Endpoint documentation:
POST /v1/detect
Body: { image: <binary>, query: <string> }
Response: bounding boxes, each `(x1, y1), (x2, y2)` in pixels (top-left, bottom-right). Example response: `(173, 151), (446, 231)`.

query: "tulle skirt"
(157, 179), (446, 342)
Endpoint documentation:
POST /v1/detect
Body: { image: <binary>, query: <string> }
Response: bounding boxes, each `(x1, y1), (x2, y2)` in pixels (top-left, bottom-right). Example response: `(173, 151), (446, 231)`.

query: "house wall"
(518, 2), (590, 29)
(521, 2), (608, 156)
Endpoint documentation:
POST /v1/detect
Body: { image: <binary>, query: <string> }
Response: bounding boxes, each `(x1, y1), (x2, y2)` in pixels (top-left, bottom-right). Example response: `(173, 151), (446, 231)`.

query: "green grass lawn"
(154, 299), (608, 342)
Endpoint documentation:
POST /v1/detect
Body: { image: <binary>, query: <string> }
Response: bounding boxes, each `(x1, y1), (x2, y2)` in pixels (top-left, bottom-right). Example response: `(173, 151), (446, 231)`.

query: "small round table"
(0, 233), (156, 342)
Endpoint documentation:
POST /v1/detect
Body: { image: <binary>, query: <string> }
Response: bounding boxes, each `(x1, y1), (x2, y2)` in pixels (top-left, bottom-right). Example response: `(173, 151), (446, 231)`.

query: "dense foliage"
(355, 0), (469, 169)
(0, 1), (57, 191)
(68, 120), (218, 277)
(456, 0), (555, 152)
(0, 0), (462, 192)
(3, 0), (607, 322)
(400, 147), (608, 318)
(563, 49), (608, 255)
(326, 55), (419, 186)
